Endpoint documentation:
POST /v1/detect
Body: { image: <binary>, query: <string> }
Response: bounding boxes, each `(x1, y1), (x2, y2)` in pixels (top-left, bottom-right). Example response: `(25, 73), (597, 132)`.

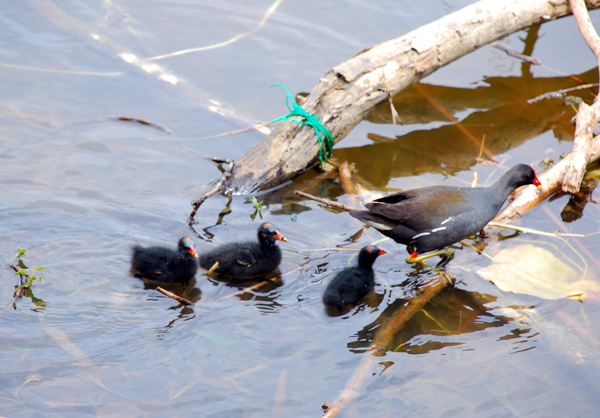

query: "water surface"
(2, 1), (600, 417)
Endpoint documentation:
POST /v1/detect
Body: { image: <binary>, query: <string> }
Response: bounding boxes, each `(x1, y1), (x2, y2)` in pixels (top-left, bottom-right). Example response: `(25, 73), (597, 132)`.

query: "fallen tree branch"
(562, 0), (600, 193)
(564, 101), (600, 192)
(227, 0), (600, 193)
(189, 157), (235, 222)
(494, 133), (600, 223)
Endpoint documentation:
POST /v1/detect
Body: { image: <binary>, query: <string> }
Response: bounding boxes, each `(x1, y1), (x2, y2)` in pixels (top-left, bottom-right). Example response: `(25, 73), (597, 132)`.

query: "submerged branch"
(321, 273), (453, 418)
(190, 158), (235, 222)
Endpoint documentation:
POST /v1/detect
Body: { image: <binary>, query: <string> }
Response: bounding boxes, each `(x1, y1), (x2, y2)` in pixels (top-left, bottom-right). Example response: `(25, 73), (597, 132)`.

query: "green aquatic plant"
(9, 247), (48, 310)
(250, 196), (264, 220)
(11, 247), (47, 288)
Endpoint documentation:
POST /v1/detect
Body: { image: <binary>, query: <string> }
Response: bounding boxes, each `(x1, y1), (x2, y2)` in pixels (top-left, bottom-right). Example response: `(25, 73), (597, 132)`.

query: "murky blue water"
(2, 1), (600, 416)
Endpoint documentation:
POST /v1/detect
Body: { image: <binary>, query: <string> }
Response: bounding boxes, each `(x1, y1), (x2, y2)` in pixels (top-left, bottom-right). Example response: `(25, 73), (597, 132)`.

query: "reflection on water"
(338, 66), (599, 187)
(349, 287), (530, 355)
(2, 1), (600, 417)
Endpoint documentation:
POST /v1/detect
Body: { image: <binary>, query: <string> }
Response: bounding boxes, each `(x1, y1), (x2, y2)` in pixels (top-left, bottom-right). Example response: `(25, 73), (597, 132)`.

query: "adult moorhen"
(199, 222), (287, 278)
(350, 164), (542, 263)
(131, 236), (199, 283)
(323, 245), (386, 308)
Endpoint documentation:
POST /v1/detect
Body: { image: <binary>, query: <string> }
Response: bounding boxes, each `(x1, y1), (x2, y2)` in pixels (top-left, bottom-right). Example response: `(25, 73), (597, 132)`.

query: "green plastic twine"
(270, 84), (334, 168)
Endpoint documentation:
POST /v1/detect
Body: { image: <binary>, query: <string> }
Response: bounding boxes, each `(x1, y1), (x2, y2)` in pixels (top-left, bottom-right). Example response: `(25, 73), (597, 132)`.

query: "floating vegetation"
(7, 247), (48, 311)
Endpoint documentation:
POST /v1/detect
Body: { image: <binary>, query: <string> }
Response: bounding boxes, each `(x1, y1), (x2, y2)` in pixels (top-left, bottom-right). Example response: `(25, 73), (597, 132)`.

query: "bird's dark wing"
(235, 249), (255, 268)
(367, 186), (474, 231)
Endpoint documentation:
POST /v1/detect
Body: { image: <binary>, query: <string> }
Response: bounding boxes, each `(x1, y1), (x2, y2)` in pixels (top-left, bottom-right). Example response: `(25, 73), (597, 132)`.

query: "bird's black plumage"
(350, 164), (541, 255)
(131, 236), (199, 283)
(323, 245), (386, 308)
(199, 222), (287, 278)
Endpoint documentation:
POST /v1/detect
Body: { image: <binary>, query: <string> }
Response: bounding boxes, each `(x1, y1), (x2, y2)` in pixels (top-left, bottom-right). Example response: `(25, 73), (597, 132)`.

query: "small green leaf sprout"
(249, 196), (264, 220)
(11, 247), (47, 288)
(7, 247), (48, 310)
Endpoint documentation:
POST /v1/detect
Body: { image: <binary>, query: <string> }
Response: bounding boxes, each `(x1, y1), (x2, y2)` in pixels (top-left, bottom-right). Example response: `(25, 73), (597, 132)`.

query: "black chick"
(131, 236), (198, 283)
(199, 222), (287, 278)
(323, 245), (386, 308)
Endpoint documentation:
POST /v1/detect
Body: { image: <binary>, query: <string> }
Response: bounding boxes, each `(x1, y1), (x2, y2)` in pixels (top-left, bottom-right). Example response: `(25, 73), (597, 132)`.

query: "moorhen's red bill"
(199, 222), (287, 278)
(131, 236), (199, 283)
(323, 245), (386, 308)
(350, 164), (541, 259)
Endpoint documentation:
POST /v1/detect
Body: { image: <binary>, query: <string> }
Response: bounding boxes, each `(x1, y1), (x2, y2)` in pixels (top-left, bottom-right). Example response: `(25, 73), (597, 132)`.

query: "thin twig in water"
(146, 0), (285, 61)
(156, 287), (194, 306)
(527, 84), (599, 105)
(4, 264), (25, 312)
(477, 135), (486, 160)
(108, 116), (172, 134)
(58, 115), (174, 135)
(190, 157), (235, 222)
(487, 222), (586, 237)
(303, 247), (361, 252)
(415, 84), (493, 159)
(492, 42), (541, 65)
(294, 190), (358, 212)
(0, 62), (121, 76)
(492, 42), (590, 85)
(205, 262), (220, 276)
(216, 278), (281, 301)
(471, 172), (478, 188)
(148, 123), (272, 141)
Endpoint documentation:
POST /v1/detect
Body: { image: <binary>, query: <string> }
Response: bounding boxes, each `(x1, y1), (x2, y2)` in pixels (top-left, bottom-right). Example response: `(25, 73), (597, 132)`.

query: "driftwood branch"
(227, 0), (600, 193)
(571, 0), (600, 59)
(189, 157), (234, 222)
(494, 133), (600, 223)
(562, 0), (600, 193)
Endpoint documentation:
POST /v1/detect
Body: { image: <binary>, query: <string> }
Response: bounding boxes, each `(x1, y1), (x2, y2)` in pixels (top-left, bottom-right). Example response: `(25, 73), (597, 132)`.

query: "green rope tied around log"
(270, 84), (334, 168)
